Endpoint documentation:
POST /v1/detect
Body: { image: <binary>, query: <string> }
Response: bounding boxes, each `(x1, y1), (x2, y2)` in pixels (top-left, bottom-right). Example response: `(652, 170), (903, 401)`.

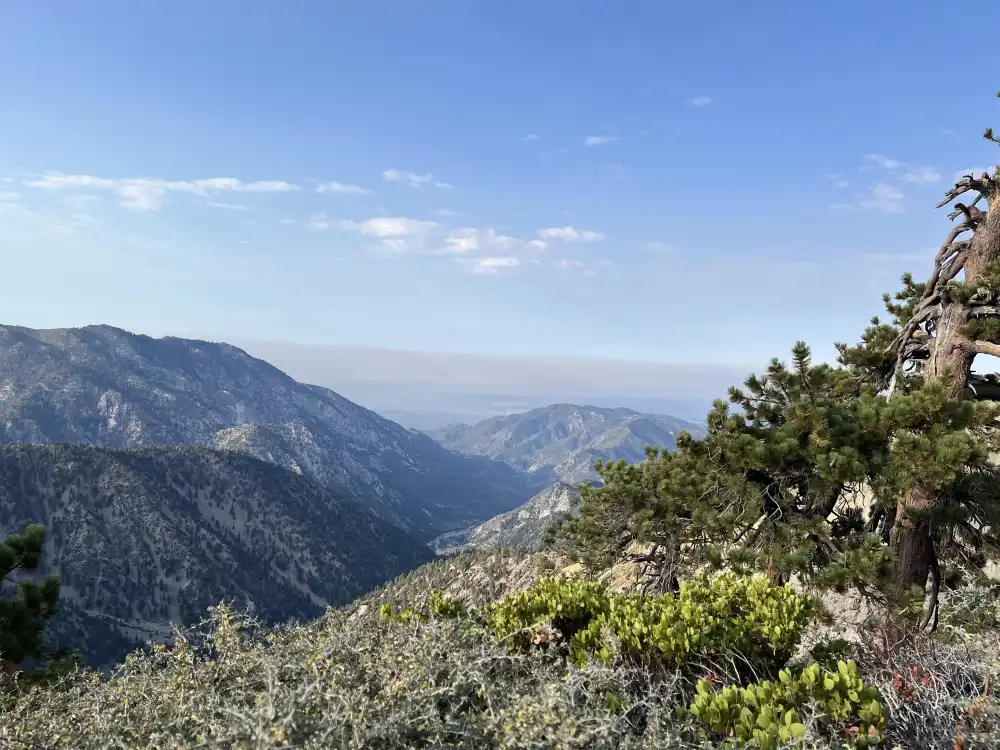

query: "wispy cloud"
(444, 227), (518, 254)
(584, 135), (620, 147)
(25, 173), (299, 212)
(468, 256), (520, 274)
(826, 173), (850, 189)
(835, 153), (944, 213)
(316, 181), (370, 195)
(862, 154), (939, 187)
(537, 226), (605, 243)
(0, 190), (28, 220)
(340, 216), (438, 238)
(901, 166), (941, 185)
(858, 182), (906, 213)
(207, 200), (250, 212)
(301, 209), (601, 275)
(863, 153), (901, 170)
(554, 258), (612, 276)
(381, 169), (453, 190)
(307, 212), (333, 230)
(521, 133), (541, 142)
(689, 96), (713, 107)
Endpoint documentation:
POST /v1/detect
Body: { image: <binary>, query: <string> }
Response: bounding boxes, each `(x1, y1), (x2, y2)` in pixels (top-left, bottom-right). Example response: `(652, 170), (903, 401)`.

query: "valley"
(0, 324), (690, 667)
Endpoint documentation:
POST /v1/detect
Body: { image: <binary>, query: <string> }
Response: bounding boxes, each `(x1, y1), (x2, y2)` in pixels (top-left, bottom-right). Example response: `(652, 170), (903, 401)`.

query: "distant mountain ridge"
(426, 403), (702, 485)
(433, 482), (580, 553)
(0, 324), (537, 540)
(0, 442), (433, 667)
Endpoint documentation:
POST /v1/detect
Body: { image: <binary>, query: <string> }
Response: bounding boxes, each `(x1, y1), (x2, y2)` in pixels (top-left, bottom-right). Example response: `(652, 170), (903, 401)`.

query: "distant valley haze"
(226, 337), (755, 427)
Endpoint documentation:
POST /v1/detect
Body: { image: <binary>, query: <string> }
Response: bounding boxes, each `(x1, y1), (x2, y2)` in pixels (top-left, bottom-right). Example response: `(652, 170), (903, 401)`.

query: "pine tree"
(838, 92), (1000, 626)
(547, 343), (897, 599)
(0, 524), (61, 674)
(548, 336), (1000, 625)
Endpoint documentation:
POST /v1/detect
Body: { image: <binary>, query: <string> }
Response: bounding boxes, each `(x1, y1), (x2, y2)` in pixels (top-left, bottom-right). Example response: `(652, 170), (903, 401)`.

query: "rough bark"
(887, 157), (1000, 619)
(889, 487), (937, 596)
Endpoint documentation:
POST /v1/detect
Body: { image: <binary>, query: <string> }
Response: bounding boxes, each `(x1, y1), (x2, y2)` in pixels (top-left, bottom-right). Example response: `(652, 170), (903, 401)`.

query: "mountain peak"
(427, 403), (702, 485)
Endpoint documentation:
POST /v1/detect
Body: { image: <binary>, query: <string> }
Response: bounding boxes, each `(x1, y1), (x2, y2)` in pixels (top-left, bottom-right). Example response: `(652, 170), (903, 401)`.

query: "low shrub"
(485, 573), (814, 676)
(4, 573), (998, 748)
(684, 660), (884, 749)
(0, 603), (700, 749)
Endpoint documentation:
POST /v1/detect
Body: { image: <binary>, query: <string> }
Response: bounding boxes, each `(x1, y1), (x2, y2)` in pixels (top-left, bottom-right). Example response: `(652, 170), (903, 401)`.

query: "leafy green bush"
(487, 577), (611, 655)
(379, 589), (468, 625)
(686, 660), (884, 749)
(486, 573), (814, 674)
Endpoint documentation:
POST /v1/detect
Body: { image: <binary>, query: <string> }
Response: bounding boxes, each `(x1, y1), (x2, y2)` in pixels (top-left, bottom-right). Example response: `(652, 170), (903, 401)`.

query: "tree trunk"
(889, 170), (1000, 614)
(891, 304), (975, 599)
(926, 302), (976, 399)
(889, 488), (936, 591)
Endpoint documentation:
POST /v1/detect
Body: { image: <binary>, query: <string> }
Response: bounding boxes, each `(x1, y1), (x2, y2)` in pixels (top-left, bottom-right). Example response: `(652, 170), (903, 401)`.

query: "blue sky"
(2, 0), (999, 370)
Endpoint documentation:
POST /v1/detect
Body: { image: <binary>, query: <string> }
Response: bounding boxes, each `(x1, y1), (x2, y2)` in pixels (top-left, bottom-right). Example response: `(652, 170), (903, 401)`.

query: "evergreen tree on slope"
(0, 524), (60, 674)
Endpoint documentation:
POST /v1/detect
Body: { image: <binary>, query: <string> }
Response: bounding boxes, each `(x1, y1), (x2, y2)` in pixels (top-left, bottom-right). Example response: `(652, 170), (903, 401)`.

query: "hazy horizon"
(227, 336), (756, 426)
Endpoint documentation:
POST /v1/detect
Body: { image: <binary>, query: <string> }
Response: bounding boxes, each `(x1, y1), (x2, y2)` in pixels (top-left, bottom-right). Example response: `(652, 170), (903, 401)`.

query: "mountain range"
(426, 403), (702, 485)
(0, 324), (538, 541)
(423, 404), (702, 552)
(0, 442), (432, 666)
(0, 324), (701, 666)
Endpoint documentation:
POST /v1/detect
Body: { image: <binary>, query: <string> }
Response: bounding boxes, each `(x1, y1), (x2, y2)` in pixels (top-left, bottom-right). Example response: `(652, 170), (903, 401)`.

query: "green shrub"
(486, 573), (814, 674)
(487, 577), (612, 657)
(378, 589), (468, 625)
(685, 660), (885, 749)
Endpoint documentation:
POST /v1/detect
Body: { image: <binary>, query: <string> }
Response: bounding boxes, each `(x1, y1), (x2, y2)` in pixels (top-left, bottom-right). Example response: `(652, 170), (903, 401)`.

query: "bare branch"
(947, 195), (984, 222)
(973, 340), (1000, 358)
(941, 248), (971, 282)
(951, 203), (985, 229)
(936, 226), (970, 260)
(968, 305), (1000, 317)
(937, 178), (989, 209)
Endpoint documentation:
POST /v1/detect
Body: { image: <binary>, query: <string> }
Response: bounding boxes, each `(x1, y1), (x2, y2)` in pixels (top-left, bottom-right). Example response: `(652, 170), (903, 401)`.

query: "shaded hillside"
(0, 443), (433, 666)
(427, 403), (702, 484)
(0, 324), (537, 540)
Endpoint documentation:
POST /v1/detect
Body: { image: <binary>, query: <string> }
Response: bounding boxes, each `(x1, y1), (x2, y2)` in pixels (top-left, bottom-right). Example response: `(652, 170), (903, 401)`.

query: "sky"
(2, 1), (999, 378)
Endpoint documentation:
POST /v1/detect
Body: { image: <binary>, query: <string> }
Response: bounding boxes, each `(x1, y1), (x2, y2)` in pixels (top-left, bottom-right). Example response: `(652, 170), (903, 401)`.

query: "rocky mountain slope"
(432, 483), (580, 553)
(0, 442), (434, 666)
(426, 404), (702, 485)
(0, 324), (537, 540)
